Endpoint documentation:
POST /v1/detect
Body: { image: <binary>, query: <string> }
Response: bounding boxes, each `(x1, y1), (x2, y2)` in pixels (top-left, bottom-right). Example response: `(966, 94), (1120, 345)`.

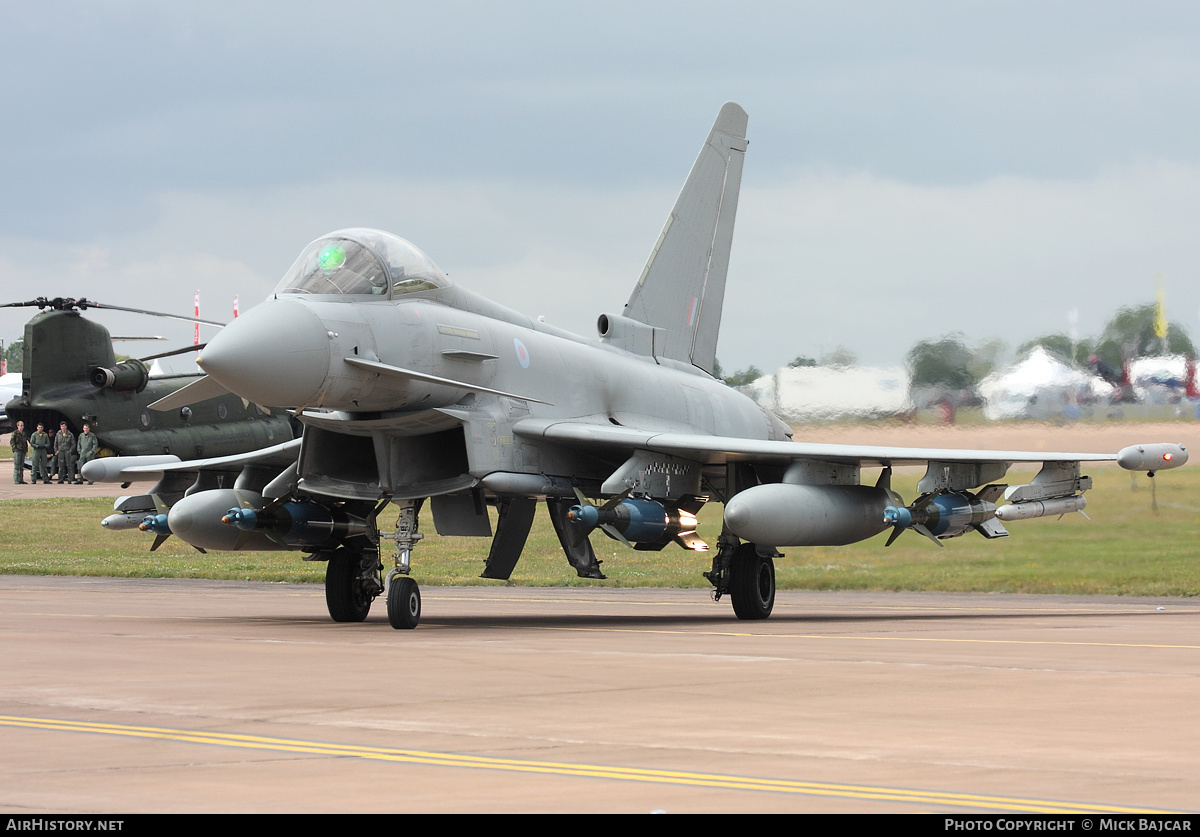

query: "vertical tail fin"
(623, 102), (748, 375)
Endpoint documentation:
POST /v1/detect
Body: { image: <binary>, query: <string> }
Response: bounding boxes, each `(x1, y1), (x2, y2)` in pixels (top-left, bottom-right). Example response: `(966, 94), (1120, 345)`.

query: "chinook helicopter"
(3, 297), (296, 468)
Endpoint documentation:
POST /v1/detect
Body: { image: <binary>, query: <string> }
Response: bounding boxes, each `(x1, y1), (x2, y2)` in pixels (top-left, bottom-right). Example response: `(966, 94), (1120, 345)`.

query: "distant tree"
(712, 358), (724, 380)
(724, 365), (763, 387)
(3, 339), (22, 374)
(1093, 304), (1196, 368)
(1016, 333), (1074, 363)
(906, 335), (976, 390)
(787, 355), (817, 368)
(1015, 333), (1097, 367)
(968, 338), (1008, 381)
(819, 346), (857, 368)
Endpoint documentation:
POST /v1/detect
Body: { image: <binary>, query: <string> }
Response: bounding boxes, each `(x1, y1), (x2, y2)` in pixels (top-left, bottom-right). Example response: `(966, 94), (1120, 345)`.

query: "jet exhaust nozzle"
(89, 359), (149, 393)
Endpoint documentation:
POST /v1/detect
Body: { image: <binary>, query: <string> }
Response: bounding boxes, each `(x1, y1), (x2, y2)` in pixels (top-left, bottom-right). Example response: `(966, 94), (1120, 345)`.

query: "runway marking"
(422, 623), (1200, 650)
(0, 714), (1167, 813)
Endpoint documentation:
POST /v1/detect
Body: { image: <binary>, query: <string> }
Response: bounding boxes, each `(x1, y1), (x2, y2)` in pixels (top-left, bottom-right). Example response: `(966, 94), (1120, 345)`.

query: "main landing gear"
(317, 500), (426, 629)
(706, 533), (778, 620)
(323, 546), (384, 623)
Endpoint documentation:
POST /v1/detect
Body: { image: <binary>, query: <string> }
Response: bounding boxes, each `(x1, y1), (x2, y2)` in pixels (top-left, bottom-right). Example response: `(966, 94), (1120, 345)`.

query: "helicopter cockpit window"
(274, 230), (449, 299)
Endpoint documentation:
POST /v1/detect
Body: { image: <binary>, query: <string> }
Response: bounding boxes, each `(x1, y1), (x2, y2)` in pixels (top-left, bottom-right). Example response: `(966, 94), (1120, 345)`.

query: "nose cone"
(198, 299), (331, 406)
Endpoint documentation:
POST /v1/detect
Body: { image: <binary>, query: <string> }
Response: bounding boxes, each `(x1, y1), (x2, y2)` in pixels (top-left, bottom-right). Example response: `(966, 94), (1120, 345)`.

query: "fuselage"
(195, 229), (789, 499)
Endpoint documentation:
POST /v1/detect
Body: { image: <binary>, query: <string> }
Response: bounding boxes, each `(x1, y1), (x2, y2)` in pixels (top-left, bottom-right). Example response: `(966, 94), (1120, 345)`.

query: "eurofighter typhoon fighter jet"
(88, 103), (1187, 629)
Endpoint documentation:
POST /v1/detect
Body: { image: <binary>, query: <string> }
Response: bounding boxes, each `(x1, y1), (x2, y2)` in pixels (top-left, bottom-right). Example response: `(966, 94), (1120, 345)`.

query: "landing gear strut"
(381, 500), (424, 629)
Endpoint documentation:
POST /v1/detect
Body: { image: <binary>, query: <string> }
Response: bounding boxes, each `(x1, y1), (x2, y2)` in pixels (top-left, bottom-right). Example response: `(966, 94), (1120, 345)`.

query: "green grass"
(1, 464), (1197, 595)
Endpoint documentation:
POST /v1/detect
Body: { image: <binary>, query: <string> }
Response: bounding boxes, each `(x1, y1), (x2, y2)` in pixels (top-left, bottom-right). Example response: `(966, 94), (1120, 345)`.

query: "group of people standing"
(9, 420), (99, 485)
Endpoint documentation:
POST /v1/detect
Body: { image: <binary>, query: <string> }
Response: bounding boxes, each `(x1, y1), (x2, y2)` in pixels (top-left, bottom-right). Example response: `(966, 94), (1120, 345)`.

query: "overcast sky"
(4, 1), (1200, 374)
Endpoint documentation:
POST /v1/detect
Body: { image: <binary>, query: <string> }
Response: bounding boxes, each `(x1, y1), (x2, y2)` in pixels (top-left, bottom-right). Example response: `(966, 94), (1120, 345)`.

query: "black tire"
(730, 543), (775, 620)
(325, 548), (372, 623)
(388, 576), (421, 630)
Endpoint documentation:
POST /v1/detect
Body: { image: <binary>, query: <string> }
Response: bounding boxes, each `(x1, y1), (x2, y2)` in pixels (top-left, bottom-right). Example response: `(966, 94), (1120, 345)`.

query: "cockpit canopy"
(274, 229), (449, 299)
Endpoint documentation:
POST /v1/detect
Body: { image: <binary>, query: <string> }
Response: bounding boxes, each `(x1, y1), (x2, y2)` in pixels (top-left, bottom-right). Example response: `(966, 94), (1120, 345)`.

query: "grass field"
(1, 463), (1196, 596)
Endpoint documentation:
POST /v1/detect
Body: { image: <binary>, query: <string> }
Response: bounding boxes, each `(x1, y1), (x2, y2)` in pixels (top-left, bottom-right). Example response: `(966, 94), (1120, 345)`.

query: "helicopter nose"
(197, 299), (331, 406)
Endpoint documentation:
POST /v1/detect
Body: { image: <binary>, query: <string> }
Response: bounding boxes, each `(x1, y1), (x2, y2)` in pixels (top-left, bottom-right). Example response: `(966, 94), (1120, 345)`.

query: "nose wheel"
(387, 573), (421, 629)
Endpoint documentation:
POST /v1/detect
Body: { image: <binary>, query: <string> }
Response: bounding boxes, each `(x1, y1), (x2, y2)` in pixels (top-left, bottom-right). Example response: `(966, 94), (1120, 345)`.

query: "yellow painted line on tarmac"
(0, 714), (1166, 814)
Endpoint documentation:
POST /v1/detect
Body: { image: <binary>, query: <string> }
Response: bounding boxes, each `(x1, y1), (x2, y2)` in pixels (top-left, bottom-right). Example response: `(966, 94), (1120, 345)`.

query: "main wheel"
(388, 576), (421, 629)
(730, 543), (775, 620)
(325, 548), (372, 623)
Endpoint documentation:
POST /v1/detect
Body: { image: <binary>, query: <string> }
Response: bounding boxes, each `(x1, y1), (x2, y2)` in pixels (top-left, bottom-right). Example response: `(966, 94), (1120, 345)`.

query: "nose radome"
(198, 300), (331, 406)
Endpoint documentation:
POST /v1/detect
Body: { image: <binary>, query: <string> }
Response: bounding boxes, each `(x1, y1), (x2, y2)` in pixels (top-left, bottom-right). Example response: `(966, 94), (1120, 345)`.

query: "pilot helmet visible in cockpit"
(275, 229), (448, 299)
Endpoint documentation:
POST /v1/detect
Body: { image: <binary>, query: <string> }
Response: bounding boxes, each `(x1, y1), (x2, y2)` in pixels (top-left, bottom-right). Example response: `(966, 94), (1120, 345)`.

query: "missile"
(882, 491), (997, 543)
(569, 498), (676, 541)
(221, 500), (370, 548)
(995, 495), (1087, 522)
(480, 472), (576, 497)
(567, 496), (702, 549)
(102, 512), (152, 531)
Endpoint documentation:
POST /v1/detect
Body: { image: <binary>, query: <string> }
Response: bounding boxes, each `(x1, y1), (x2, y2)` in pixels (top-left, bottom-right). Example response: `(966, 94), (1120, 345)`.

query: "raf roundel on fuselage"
(274, 229), (450, 300)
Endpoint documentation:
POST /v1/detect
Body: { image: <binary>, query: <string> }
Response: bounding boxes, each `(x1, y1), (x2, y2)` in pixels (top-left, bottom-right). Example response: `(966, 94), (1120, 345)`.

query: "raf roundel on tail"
(86, 103), (1188, 629)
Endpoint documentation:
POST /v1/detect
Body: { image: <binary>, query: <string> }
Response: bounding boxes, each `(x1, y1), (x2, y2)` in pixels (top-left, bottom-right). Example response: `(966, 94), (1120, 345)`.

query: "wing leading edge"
(511, 419), (1184, 470)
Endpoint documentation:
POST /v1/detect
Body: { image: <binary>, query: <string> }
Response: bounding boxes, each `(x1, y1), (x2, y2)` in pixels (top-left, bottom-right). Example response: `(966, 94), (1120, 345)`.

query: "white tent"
(748, 365), (912, 423)
(1128, 355), (1190, 404)
(978, 347), (1112, 421)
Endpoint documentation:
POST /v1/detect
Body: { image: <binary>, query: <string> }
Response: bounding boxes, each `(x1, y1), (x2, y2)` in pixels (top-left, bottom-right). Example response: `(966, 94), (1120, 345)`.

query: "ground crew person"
(76, 423), (98, 484)
(10, 420), (28, 484)
(29, 422), (51, 483)
(54, 421), (75, 484)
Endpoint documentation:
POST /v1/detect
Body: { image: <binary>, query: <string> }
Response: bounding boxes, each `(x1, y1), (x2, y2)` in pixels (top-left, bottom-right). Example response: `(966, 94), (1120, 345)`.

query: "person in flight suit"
(10, 420), (28, 484)
(53, 421), (75, 485)
(76, 423), (98, 484)
(29, 423), (51, 484)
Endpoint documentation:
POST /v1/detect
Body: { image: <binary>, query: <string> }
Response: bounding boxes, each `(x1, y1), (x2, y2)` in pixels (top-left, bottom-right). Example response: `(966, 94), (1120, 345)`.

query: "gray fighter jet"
(88, 103), (1187, 629)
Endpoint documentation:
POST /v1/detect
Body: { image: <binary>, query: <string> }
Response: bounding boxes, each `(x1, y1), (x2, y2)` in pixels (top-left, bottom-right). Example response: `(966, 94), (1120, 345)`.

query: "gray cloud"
(5, 1), (1200, 374)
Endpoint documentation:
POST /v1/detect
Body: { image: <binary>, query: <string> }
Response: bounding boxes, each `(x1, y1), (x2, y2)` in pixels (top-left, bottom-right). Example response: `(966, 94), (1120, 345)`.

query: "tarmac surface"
(2, 421), (1197, 812)
(2, 576), (1198, 813)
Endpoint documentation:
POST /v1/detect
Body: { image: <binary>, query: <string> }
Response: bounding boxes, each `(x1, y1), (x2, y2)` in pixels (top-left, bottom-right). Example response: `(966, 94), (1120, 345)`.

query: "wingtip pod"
(1116, 443), (1188, 472)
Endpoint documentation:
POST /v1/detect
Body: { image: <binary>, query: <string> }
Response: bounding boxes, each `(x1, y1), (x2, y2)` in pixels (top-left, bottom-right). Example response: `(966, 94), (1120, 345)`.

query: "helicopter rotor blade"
(0, 297), (225, 327)
(137, 343), (208, 363)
